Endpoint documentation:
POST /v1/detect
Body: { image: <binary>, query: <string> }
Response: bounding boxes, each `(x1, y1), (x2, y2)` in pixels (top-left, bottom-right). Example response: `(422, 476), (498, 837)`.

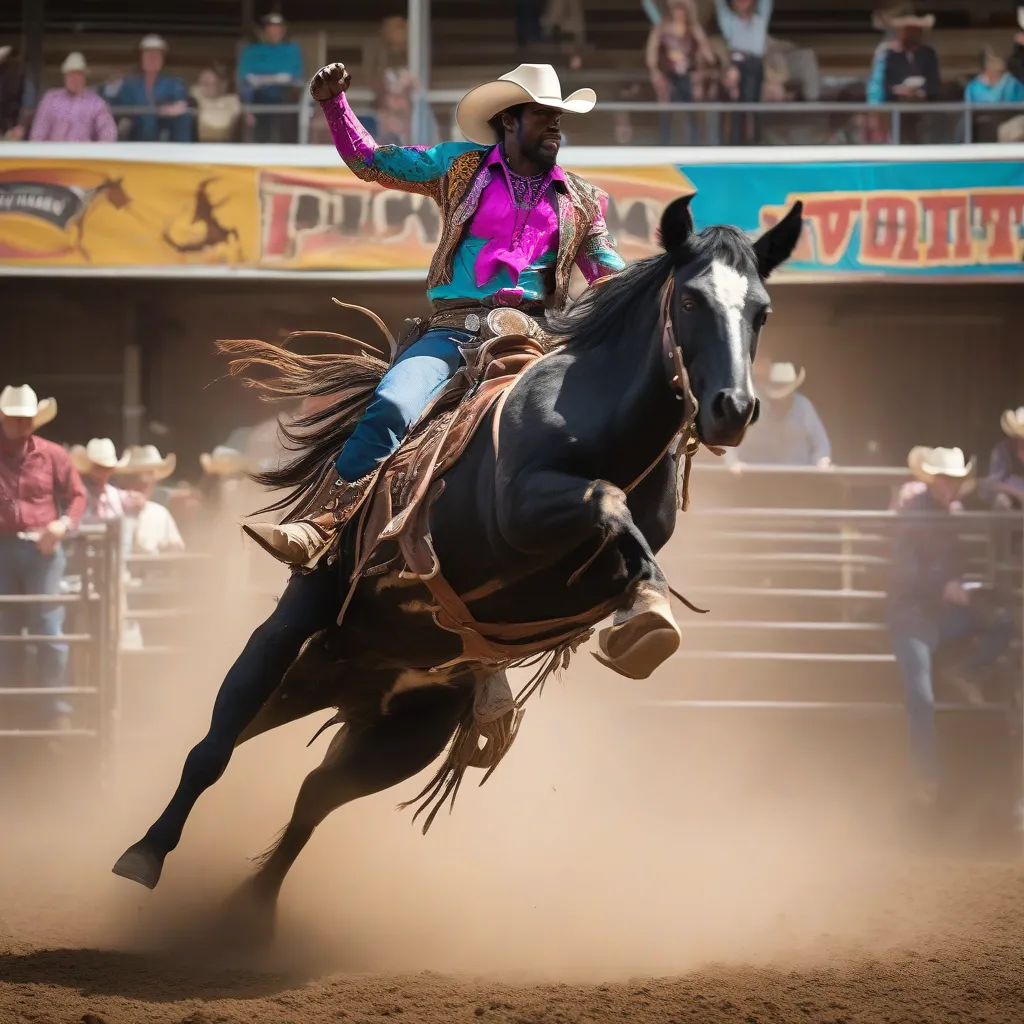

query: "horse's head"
(659, 196), (804, 447)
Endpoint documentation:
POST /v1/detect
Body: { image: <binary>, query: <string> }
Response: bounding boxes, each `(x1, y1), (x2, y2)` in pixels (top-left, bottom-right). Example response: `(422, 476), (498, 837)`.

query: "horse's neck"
(566, 325), (685, 487)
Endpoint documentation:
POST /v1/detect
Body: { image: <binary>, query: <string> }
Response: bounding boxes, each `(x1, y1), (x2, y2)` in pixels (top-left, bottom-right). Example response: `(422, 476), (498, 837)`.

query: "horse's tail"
(217, 333), (389, 517)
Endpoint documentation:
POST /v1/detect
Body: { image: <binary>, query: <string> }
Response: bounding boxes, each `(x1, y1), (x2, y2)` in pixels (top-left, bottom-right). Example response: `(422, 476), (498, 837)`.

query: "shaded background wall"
(1, 277), (1018, 479)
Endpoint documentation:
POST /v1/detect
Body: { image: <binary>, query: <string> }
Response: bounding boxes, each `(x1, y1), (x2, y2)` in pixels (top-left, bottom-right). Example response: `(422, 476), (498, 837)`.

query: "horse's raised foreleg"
(499, 468), (678, 678)
(237, 683), (470, 921)
(112, 563), (342, 891)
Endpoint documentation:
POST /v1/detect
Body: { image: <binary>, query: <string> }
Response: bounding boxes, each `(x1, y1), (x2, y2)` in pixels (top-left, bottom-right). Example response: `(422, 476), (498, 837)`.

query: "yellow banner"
(0, 156), (690, 271)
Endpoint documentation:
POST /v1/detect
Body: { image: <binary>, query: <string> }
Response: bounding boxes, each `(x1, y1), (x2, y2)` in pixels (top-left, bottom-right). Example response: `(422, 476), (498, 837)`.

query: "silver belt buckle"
(463, 312), (481, 333)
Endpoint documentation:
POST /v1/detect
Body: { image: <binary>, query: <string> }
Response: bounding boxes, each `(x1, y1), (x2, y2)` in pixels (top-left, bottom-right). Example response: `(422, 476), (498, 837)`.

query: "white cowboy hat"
(61, 52), (88, 74)
(199, 445), (249, 476)
(889, 12), (935, 29)
(71, 438), (128, 474)
(139, 34), (168, 52)
(760, 361), (806, 400)
(1018, 6), (1024, 31)
(114, 444), (177, 481)
(1001, 407), (1024, 439)
(0, 385), (57, 429)
(908, 446), (975, 483)
(456, 63), (597, 145)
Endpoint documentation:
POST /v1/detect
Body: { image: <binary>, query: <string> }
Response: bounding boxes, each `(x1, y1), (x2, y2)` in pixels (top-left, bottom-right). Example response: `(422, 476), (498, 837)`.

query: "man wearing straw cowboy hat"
(115, 445), (185, 555)
(245, 60), (625, 566)
(71, 438), (129, 524)
(887, 446), (1013, 803)
(869, 8), (941, 105)
(730, 361), (830, 467)
(983, 406), (1024, 508)
(0, 385), (86, 727)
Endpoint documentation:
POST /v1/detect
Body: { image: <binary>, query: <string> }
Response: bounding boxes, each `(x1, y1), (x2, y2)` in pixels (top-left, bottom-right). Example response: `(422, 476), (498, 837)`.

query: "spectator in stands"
(115, 446), (185, 555)
(105, 35), (190, 142)
(1009, 6), (1024, 86)
(868, 12), (940, 105)
(542, 0), (587, 51)
(29, 53), (117, 143)
(239, 12), (304, 144)
(0, 385), (85, 729)
(714, 0), (773, 144)
(646, 0), (717, 145)
(190, 66), (241, 143)
(886, 446), (1013, 803)
(730, 362), (831, 467)
(515, 0), (545, 49)
(981, 407), (1024, 509)
(70, 438), (127, 524)
(963, 48), (1024, 143)
(0, 45), (25, 139)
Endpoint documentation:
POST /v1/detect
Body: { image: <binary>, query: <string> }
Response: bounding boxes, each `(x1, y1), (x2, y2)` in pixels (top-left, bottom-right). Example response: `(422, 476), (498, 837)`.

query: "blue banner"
(682, 160), (1024, 278)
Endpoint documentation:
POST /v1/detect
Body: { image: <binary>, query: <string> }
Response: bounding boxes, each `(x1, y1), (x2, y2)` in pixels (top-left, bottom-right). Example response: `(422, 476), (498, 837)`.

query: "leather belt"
(428, 304), (546, 341)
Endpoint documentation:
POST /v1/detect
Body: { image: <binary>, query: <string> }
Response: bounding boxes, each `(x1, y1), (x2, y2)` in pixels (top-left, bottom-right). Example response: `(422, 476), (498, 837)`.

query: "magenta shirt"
(29, 88), (118, 143)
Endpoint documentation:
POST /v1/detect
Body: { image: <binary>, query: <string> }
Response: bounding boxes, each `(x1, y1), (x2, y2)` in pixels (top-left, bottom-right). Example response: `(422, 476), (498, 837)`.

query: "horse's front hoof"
(112, 841), (164, 890)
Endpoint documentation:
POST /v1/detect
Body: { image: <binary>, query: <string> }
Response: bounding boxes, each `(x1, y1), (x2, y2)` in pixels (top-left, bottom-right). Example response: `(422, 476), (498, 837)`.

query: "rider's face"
(512, 104), (563, 170)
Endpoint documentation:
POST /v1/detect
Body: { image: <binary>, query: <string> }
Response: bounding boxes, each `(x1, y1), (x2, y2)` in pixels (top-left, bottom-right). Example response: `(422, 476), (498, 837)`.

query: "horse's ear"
(753, 201), (803, 279)
(658, 194), (695, 254)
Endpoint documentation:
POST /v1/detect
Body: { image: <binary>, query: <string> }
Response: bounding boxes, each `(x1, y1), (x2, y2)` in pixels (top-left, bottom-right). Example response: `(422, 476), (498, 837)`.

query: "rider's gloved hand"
(309, 63), (351, 102)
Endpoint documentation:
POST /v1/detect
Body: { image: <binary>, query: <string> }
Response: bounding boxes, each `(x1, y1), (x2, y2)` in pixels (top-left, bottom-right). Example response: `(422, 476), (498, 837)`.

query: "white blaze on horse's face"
(708, 260), (750, 355)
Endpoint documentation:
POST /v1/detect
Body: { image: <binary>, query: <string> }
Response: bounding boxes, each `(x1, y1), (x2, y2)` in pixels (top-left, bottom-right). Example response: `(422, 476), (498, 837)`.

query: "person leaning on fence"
(114, 446), (185, 556)
(103, 35), (190, 142)
(886, 446), (1013, 805)
(0, 385), (86, 730)
(238, 13), (304, 144)
(981, 407), (1024, 510)
(70, 438), (128, 524)
(728, 361), (831, 468)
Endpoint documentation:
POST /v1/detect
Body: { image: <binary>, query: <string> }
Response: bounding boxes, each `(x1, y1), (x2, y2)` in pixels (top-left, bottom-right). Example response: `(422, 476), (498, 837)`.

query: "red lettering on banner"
(919, 194), (972, 262)
(860, 195), (919, 263)
(800, 197), (862, 264)
(973, 192), (1024, 261)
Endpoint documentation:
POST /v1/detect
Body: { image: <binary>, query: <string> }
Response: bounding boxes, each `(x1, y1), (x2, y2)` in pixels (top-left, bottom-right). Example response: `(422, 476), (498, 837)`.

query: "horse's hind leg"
(111, 564), (342, 890)
(243, 683), (470, 911)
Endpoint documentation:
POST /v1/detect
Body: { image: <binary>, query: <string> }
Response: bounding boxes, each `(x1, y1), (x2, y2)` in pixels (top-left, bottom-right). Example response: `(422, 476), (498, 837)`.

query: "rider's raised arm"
(575, 193), (627, 283)
(320, 92), (484, 198)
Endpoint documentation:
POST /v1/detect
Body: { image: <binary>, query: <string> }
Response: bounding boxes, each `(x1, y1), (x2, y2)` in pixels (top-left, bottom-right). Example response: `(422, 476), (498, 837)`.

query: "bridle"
(622, 275), (723, 510)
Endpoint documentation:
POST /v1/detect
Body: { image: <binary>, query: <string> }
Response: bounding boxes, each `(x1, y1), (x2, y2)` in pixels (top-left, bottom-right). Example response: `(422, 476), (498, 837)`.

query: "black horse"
(113, 196), (803, 929)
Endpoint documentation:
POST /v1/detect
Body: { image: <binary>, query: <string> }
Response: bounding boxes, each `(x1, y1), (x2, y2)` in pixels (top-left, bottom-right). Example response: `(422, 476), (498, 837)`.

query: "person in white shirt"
(114, 445), (185, 555)
(70, 438), (128, 525)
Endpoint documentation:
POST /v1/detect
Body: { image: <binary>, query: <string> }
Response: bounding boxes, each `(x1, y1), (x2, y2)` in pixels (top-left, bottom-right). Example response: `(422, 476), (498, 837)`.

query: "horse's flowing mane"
(548, 223), (758, 353)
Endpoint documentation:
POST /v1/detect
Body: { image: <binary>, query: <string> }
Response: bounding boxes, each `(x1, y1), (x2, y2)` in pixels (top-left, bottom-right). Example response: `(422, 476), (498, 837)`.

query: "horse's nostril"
(709, 389), (755, 434)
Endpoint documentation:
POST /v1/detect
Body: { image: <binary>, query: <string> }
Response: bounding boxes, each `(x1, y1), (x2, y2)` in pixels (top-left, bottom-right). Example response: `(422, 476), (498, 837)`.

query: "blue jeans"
(335, 328), (469, 481)
(888, 602), (1013, 788)
(0, 536), (70, 718)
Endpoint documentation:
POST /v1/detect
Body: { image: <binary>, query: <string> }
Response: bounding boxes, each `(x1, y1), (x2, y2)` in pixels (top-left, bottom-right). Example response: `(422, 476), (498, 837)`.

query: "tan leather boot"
(596, 580), (681, 680)
(243, 475), (372, 567)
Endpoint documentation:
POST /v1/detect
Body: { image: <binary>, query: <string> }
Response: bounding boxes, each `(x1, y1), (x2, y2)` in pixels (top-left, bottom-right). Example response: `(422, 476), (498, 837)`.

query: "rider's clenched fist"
(309, 63), (351, 102)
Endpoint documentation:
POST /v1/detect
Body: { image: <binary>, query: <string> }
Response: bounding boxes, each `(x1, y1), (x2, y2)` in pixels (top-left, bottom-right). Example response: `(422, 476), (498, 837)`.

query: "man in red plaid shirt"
(0, 385), (85, 727)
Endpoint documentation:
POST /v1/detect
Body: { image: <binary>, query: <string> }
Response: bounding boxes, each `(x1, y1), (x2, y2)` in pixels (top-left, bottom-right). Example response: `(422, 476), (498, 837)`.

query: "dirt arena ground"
(3, 626), (1024, 1024)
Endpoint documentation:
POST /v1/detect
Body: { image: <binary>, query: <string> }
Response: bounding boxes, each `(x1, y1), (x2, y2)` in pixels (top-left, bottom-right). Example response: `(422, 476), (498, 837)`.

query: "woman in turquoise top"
(963, 49), (1024, 141)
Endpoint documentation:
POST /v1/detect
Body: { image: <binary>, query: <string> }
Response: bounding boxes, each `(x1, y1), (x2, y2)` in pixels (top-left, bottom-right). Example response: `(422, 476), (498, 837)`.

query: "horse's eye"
(680, 298), (697, 313)
(756, 309), (771, 329)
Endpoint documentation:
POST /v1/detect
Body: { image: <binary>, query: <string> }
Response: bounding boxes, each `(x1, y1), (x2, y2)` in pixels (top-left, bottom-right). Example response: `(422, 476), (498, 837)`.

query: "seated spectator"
(70, 438), (127, 523)
(29, 53), (117, 143)
(104, 35), (190, 142)
(114, 445), (185, 555)
(646, 0), (717, 145)
(886, 446), (1013, 803)
(963, 49), (1024, 143)
(1010, 6), (1024, 87)
(239, 13), (303, 144)
(730, 362), (831, 467)
(981, 407), (1024, 508)
(542, 0), (587, 51)
(190, 66), (241, 142)
(0, 385), (85, 729)
(869, 12), (940, 105)
(0, 45), (25, 139)
(714, 0), (773, 144)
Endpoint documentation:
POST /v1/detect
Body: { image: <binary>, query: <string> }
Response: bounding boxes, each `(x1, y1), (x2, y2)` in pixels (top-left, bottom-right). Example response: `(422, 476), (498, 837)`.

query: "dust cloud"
(0, 530), (968, 989)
